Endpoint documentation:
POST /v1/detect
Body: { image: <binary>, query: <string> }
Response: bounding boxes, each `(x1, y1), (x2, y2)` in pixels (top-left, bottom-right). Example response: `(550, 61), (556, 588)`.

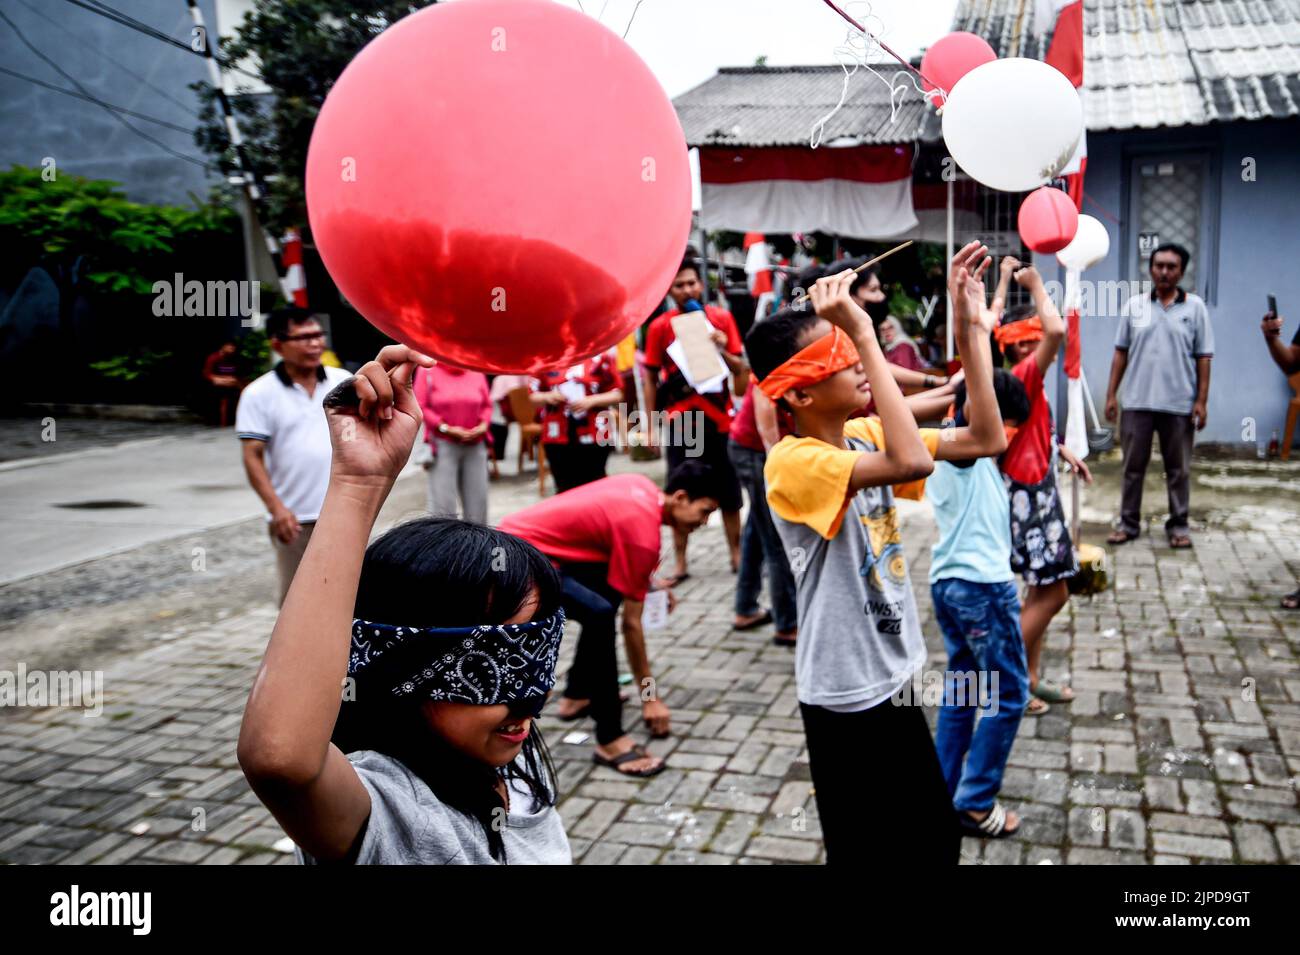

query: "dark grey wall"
(0, 0), (224, 204)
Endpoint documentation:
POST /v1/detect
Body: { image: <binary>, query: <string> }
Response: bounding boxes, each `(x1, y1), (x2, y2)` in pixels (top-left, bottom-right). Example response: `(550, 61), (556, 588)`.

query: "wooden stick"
(791, 239), (914, 307)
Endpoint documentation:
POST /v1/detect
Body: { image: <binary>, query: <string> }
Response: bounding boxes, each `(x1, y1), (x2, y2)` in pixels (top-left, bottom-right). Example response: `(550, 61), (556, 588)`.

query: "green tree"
(193, 0), (438, 235)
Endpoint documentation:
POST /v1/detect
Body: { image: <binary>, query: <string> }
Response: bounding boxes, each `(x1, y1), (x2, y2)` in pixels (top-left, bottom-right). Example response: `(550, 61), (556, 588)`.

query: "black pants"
(546, 442), (611, 494)
(800, 700), (961, 865)
(1119, 409), (1194, 537)
(557, 562), (625, 745)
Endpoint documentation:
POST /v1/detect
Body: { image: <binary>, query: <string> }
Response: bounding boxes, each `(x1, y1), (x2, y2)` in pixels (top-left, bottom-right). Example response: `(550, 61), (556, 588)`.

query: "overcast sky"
(553, 0), (960, 98)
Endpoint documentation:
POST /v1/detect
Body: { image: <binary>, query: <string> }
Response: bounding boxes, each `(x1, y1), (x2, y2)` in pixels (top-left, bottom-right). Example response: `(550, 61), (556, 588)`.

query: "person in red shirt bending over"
(499, 462), (723, 776)
(990, 258), (1093, 716)
(642, 260), (747, 583)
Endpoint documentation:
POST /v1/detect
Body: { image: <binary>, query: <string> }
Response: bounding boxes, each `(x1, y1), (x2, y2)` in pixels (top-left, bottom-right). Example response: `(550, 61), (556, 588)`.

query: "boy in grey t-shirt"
(747, 243), (1007, 864)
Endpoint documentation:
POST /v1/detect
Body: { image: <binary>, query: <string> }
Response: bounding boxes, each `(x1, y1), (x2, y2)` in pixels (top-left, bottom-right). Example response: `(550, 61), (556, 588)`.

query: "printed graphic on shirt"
(858, 504), (907, 591)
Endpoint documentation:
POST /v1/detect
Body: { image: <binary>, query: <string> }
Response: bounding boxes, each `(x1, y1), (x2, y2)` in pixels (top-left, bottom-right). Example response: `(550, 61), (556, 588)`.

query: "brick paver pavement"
(1, 456), (1298, 865)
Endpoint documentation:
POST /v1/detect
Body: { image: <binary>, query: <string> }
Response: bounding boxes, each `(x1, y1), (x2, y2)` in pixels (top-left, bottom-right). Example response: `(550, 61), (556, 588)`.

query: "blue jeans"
(931, 578), (1029, 813)
(727, 441), (798, 632)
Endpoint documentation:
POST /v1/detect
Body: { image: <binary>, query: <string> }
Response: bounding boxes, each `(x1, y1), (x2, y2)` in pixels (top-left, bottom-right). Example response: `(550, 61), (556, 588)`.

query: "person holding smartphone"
(1261, 299), (1300, 610)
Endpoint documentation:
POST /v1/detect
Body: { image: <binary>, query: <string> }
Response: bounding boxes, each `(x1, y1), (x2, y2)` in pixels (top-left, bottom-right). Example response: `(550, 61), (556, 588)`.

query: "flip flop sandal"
(958, 802), (1020, 840)
(772, 633), (797, 647)
(1106, 530), (1138, 545)
(1168, 534), (1193, 549)
(556, 702), (592, 722)
(663, 573), (691, 587)
(733, 609), (773, 632)
(1025, 697), (1050, 716)
(1282, 589), (1300, 611)
(1032, 682), (1074, 704)
(593, 744), (665, 778)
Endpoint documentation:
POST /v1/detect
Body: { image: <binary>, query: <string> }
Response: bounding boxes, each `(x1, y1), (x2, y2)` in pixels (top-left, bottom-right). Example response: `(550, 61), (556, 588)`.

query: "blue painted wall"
(0, 0), (223, 204)
(1033, 118), (1300, 448)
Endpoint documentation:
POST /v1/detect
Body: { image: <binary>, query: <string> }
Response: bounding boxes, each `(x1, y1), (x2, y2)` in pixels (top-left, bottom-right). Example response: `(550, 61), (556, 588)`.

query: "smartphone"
(1267, 294), (1277, 316)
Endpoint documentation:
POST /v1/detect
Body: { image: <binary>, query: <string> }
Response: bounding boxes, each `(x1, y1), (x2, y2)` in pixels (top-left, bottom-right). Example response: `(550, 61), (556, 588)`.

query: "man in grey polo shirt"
(236, 308), (351, 602)
(1104, 243), (1213, 548)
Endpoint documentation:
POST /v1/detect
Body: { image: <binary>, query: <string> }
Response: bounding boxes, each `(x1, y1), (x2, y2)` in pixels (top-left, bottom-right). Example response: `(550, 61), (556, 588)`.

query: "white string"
(809, 1), (948, 148)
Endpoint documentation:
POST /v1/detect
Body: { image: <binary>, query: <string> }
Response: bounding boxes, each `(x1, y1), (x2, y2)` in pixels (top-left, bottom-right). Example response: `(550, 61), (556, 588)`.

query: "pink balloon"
(305, 0), (692, 375)
(1018, 187), (1079, 254)
(920, 32), (997, 108)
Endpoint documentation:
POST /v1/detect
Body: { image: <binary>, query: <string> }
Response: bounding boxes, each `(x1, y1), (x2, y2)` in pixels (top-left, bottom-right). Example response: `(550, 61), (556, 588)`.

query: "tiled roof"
(948, 0), (1300, 131)
(672, 65), (928, 147)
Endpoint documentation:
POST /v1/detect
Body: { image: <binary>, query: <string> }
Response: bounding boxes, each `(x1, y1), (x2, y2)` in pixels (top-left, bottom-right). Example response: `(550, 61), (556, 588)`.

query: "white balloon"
(1056, 214), (1110, 271)
(941, 58), (1083, 193)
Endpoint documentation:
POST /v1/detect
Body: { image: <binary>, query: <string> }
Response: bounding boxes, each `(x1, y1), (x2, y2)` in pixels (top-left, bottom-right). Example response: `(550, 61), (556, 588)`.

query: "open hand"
(324, 345), (434, 485)
(947, 241), (992, 329)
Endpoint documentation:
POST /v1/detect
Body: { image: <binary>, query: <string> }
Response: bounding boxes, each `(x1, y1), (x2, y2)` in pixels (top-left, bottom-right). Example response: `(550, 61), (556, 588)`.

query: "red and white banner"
(1040, 0), (1086, 208)
(698, 145), (918, 238)
(281, 228), (308, 308)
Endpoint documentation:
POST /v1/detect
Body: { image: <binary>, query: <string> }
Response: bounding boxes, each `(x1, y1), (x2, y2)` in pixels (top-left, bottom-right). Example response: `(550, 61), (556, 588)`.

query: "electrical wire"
(0, 8), (214, 172)
(0, 66), (196, 134)
(15, 0), (198, 115)
(59, 0), (263, 84)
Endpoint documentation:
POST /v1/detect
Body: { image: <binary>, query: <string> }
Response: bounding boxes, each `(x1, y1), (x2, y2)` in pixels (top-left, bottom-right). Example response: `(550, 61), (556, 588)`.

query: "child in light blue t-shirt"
(927, 369), (1032, 840)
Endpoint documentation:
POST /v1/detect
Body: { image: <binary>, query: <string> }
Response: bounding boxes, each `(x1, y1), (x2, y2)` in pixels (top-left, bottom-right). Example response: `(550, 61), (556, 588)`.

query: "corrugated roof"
(948, 0), (1300, 131)
(673, 65), (928, 147)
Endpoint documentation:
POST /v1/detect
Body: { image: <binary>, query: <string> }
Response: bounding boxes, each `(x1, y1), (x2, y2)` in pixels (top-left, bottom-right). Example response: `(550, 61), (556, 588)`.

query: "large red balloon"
(920, 32), (997, 108)
(305, 0), (691, 374)
(1018, 187), (1079, 254)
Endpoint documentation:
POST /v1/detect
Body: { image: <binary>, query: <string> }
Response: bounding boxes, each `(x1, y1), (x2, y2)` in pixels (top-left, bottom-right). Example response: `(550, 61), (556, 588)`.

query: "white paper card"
(642, 590), (670, 631)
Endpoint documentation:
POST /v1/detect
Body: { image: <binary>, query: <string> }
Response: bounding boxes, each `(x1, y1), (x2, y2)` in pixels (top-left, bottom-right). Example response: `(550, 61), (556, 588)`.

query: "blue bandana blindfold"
(349, 609), (565, 717)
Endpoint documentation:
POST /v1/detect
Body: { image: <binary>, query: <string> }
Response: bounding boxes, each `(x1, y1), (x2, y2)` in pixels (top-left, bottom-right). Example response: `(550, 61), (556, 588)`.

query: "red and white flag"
(698, 145), (917, 238)
(1038, 0), (1086, 209)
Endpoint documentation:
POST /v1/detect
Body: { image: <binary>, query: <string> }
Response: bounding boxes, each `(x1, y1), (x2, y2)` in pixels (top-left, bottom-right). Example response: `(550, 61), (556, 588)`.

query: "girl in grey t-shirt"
(238, 347), (570, 865)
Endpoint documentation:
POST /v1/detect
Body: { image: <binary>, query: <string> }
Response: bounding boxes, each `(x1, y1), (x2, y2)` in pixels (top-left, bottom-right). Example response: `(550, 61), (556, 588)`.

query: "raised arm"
(1262, 313), (1300, 375)
(1017, 265), (1065, 377)
(933, 249), (1007, 462)
(808, 269), (934, 492)
(238, 345), (434, 862)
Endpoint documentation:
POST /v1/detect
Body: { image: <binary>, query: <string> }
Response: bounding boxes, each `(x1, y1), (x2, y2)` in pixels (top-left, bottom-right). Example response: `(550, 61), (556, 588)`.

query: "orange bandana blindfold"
(758, 325), (861, 401)
(993, 316), (1043, 347)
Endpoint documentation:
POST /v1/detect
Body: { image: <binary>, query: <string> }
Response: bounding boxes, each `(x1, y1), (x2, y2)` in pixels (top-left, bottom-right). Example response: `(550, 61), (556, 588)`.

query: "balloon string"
(1082, 191), (1123, 225)
(809, 2), (944, 148)
(819, 0), (943, 93)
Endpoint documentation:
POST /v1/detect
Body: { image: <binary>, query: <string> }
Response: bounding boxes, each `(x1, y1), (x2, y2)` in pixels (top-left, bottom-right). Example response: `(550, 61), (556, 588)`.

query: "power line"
(0, 9), (214, 172)
(59, 0), (264, 84)
(0, 66), (196, 134)
(15, 0), (197, 115)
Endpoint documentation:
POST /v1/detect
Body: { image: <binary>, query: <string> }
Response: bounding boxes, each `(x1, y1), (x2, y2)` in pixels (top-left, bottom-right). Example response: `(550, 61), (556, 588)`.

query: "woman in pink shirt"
(414, 364), (493, 523)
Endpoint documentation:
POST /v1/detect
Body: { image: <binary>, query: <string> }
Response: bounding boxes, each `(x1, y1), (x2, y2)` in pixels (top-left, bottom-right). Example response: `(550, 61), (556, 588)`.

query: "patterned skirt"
(1004, 454), (1079, 586)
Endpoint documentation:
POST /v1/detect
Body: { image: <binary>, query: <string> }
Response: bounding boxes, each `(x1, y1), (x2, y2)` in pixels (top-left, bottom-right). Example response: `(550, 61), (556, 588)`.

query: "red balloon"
(920, 32), (997, 108)
(1018, 187), (1080, 254)
(305, 0), (691, 374)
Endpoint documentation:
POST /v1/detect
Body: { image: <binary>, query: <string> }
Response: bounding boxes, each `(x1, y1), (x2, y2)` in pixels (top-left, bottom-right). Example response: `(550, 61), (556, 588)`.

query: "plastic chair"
(506, 386), (549, 495)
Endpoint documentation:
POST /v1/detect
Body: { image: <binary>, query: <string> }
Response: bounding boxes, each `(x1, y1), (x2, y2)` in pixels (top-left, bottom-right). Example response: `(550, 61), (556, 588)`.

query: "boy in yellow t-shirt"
(743, 241), (1007, 864)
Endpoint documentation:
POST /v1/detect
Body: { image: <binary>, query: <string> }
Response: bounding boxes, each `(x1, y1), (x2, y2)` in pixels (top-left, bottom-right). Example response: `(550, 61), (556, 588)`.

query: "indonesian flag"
(1039, 0), (1086, 209)
(281, 228), (308, 307)
(698, 145), (917, 238)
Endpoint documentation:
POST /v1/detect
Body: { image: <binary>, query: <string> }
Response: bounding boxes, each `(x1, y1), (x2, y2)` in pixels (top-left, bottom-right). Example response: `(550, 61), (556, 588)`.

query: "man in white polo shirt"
(235, 308), (351, 602)
(1104, 243), (1214, 549)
